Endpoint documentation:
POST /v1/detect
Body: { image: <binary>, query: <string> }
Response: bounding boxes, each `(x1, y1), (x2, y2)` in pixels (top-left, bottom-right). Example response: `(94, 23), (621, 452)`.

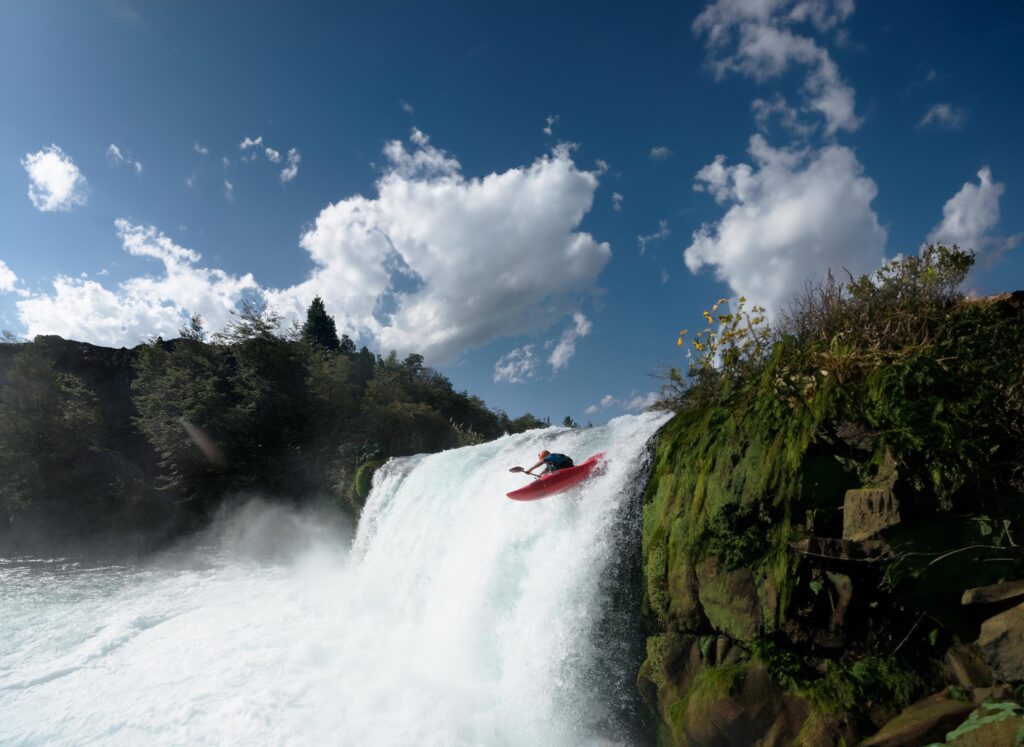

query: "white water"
(0, 411), (669, 746)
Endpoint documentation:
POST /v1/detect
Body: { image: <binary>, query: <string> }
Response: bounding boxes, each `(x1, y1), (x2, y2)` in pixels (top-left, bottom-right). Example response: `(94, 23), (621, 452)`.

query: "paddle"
(508, 466), (539, 479)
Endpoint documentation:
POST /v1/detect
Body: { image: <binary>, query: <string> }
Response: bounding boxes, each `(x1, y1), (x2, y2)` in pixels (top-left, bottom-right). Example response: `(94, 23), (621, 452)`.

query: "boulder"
(961, 579), (1024, 606)
(978, 601), (1024, 682)
(696, 556), (763, 642)
(943, 700), (1024, 746)
(860, 691), (975, 747)
(943, 644), (995, 690)
(843, 487), (901, 541)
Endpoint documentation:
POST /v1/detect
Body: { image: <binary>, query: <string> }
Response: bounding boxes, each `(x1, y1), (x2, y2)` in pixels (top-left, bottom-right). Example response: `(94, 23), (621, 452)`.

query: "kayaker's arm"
(524, 458), (545, 476)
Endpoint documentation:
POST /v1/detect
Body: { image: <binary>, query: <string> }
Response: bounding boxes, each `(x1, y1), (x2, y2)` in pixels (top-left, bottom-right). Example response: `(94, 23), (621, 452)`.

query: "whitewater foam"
(0, 411), (669, 746)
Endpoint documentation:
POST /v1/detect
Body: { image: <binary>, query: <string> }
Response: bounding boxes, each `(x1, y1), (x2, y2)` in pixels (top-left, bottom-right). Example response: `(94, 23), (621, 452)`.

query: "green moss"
(352, 459), (384, 502)
(801, 656), (922, 714)
(664, 663), (750, 744)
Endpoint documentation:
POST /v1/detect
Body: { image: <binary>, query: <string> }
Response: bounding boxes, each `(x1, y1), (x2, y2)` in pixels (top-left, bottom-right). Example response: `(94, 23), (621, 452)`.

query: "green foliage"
(562, 415), (579, 428)
(642, 247), (1024, 734)
(301, 295), (341, 352)
(0, 346), (103, 515)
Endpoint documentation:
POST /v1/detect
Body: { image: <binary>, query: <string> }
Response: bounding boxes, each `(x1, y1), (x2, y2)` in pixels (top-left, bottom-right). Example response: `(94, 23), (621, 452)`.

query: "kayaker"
(525, 450), (574, 476)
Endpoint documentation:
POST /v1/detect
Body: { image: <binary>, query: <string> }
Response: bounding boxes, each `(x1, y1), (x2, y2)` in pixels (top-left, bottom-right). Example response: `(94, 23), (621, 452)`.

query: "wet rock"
(667, 557), (705, 631)
(843, 487), (901, 541)
(695, 556), (763, 642)
(961, 579), (1024, 606)
(860, 691), (975, 746)
(978, 601), (1024, 682)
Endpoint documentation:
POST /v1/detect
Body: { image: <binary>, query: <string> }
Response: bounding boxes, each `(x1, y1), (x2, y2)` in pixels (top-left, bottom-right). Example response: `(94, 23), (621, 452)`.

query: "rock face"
(978, 602), (1024, 683)
(638, 290), (1024, 746)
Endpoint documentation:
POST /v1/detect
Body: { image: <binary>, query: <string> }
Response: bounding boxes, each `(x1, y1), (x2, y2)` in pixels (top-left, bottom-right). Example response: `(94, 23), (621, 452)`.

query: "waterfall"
(0, 411), (669, 746)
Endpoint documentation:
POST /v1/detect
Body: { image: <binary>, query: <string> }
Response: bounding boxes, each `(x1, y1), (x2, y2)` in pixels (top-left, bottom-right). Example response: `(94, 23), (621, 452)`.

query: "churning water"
(0, 411), (669, 746)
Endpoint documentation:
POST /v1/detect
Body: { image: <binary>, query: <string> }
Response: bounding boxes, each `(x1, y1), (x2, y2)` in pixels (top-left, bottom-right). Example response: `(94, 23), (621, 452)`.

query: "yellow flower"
(694, 341), (703, 350)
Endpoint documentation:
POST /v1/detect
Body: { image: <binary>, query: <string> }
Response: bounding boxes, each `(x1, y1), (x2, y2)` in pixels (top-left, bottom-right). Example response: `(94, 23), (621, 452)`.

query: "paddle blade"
(508, 466), (525, 473)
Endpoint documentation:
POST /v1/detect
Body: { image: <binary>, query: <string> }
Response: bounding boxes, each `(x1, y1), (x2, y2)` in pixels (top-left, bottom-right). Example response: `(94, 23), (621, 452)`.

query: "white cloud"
(649, 146), (671, 160)
(917, 103), (967, 131)
(224, 180), (234, 201)
(584, 393), (617, 414)
(622, 391), (659, 411)
(752, 94), (815, 137)
(494, 345), (537, 383)
(193, 143), (209, 155)
(280, 148), (301, 183)
(21, 145), (88, 212)
(693, 0), (860, 135)
(400, 100), (414, 115)
(611, 192), (624, 211)
(17, 220), (260, 346)
(0, 260), (19, 293)
(20, 133), (609, 363)
(661, 268), (670, 284)
(926, 167), (1020, 258)
(594, 159), (609, 175)
(239, 136), (263, 149)
(543, 114), (559, 136)
(638, 219), (670, 254)
(548, 312), (593, 371)
(271, 132), (608, 362)
(686, 134), (887, 315)
(265, 147), (282, 163)
(106, 143), (143, 174)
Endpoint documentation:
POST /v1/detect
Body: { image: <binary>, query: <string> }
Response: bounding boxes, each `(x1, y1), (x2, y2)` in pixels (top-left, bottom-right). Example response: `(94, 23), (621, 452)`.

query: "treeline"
(0, 297), (547, 553)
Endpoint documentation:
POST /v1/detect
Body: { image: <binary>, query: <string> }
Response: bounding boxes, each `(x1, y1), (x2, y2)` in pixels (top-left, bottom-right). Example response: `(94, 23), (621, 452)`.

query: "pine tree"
(301, 296), (340, 352)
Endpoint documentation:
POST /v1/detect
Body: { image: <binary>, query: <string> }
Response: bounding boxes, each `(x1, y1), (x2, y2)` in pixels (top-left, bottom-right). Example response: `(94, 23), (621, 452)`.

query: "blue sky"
(1, 0), (1022, 424)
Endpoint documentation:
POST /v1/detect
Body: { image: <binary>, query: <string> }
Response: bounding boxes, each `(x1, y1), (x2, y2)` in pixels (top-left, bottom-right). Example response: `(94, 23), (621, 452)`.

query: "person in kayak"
(525, 450), (574, 476)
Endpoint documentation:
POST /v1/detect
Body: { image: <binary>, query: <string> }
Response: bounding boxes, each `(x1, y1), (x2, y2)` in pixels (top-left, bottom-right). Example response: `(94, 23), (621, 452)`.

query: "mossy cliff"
(639, 257), (1024, 745)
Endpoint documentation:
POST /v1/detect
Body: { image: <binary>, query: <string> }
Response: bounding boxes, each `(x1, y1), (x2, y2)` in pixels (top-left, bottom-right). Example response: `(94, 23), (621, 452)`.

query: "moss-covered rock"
(639, 285), (1024, 745)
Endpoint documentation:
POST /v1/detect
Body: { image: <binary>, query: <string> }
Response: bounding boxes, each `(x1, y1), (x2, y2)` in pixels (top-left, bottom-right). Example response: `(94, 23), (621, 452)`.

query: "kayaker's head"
(538, 449), (550, 459)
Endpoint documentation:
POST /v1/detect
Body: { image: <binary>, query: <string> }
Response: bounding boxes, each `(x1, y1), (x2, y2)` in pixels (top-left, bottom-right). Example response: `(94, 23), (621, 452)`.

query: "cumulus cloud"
(622, 391), (659, 411)
(611, 192), (624, 211)
(270, 131), (609, 362)
(548, 313), (593, 371)
(584, 391), (658, 414)
(400, 100), (414, 115)
(239, 136), (263, 150)
(17, 220), (260, 346)
(926, 167), (1020, 259)
(584, 393), (617, 414)
(280, 148), (301, 183)
(21, 145), (88, 211)
(917, 103), (967, 131)
(543, 114), (559, 136)
(649, 146), (671, 160)
(0, 260), (19, 293)
(752, 94), (815, 137)
(265, 147), (282, 163)
(193, 143), (209, 155)
(20, 133), (609, 362)
(494, 345), (537, 383)
(638, 219), (670, 254)
(685, 134), (887, 315)
(224, 179), (235, 201)
(693, 0), (860, 135)
(106, 143), (143, 174)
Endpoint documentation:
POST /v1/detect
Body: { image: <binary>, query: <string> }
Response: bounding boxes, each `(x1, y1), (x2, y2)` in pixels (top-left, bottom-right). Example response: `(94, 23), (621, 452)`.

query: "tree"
(0, 345), (103, 516)
(562, 415), (579, 428)
(301, 296), (340, 352)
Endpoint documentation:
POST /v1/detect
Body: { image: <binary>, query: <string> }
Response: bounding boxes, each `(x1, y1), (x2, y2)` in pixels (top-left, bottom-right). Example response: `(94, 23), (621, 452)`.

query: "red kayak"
(506, 453), (605, 501)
